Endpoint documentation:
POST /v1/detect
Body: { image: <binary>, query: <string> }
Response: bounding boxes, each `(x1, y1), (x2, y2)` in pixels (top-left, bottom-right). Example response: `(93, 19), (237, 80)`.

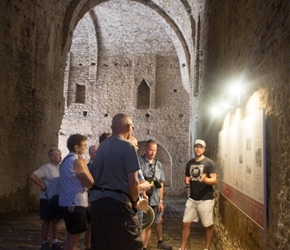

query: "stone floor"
(0, 197), (216, 250)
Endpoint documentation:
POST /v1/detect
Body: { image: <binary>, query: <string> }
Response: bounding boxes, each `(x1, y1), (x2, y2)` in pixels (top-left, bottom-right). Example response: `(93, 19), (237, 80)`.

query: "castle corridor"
(0, 0), (289, 249)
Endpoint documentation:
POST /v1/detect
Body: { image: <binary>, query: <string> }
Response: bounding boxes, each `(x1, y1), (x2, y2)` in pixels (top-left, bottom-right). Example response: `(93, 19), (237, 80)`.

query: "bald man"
(89, 113), (143, 250)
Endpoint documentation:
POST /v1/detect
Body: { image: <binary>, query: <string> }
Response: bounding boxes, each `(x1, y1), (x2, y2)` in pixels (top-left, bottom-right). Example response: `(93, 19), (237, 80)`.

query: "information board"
(218, 109), (266, 229)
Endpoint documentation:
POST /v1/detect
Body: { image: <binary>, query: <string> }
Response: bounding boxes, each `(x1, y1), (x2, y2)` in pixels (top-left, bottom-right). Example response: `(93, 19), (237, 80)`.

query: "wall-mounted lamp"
(210, 76), (247, 117)
(228, 80), (246, 107)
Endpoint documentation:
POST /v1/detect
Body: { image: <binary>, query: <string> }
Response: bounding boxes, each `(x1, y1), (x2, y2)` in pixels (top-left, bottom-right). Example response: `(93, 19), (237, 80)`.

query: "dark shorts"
(61, 206), (89, 234)
(40, 198), (63, 221)
(90, 198), (143, 250)
(151, 206), (163, 224)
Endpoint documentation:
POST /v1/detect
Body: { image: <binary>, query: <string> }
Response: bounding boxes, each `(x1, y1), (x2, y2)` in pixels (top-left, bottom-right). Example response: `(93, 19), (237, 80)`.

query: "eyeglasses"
(127, 123), (135, 130)
(79, 144), (87, 147)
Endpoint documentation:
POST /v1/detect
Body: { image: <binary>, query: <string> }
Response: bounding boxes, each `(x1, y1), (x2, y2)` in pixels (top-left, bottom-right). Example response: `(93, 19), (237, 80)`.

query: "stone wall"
(0, 0), (197, 213)
(0, 0), (66, 213)
(199, 0), (290, 249)
(58, 7), (191, 197)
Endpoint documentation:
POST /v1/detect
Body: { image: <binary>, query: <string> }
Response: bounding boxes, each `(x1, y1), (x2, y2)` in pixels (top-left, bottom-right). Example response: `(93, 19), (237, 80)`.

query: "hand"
(77, 154), (87, 164)
(185, 176), (191, 185)
(158, 202), (164, 213)
(199, 173), (206, 183)
(139, 180), (151, 191)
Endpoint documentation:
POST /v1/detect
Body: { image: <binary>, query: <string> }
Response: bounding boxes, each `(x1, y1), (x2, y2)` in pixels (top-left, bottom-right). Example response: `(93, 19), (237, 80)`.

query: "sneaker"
(41, 242), (51, 250)
(157, 241), (172, 250)
(51, 242), (62, 250)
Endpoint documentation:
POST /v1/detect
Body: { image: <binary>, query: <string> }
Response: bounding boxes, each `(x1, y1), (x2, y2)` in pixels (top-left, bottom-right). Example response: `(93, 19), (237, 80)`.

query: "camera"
(153, 177), (162, 189)
(145, 177), (162, 189)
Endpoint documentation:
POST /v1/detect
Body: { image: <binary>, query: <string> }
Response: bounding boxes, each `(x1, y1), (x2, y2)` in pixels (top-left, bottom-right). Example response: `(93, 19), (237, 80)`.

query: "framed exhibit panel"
(218, 109), (266, 229)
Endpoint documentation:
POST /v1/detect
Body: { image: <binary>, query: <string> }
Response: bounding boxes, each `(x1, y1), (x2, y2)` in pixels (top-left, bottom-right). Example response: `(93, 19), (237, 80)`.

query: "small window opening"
(75, 84), (85, 103)
(137, 79), (150, 109)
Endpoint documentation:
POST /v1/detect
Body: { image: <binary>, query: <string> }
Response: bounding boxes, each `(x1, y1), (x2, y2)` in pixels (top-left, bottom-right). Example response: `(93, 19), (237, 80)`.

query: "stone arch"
(61, 0), (195, 92)
(138, 141), (172, 188)
(64, 10), (98, 108)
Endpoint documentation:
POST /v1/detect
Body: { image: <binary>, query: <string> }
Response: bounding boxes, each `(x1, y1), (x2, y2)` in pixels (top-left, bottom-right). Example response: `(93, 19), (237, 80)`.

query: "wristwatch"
(159, 200), (164, 203)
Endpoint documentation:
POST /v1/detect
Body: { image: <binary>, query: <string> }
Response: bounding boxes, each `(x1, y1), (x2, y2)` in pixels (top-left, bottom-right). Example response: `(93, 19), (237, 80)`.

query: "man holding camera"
(139, 139), (172, 250)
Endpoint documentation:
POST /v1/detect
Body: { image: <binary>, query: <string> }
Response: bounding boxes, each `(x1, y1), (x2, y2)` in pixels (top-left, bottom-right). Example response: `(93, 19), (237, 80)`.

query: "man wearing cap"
(179, 139), (217, 250)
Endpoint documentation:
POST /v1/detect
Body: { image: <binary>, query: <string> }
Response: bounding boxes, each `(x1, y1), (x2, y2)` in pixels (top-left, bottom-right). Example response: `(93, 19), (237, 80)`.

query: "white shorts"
(182, 198), (214, 227)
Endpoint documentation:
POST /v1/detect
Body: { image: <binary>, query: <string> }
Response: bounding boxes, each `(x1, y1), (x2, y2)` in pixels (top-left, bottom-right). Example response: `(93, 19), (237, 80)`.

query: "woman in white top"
(59, 134), (94, 250)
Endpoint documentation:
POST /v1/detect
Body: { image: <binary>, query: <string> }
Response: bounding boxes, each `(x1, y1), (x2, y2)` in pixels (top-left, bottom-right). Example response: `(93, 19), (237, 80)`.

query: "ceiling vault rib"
(62, 0), (192, 74)
(133, 0), (191, 75)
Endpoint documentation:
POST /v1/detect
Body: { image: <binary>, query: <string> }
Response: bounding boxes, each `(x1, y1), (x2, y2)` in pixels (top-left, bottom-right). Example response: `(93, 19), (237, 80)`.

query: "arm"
(128, 170), (139, 205)
(139, 180), (151, 191)
(185, 175), (191, 185)
(158, 182), (165, 212)
(200, 172), (217, 185)
(30, 173), (46, 191)
(73, 155), (94, 189)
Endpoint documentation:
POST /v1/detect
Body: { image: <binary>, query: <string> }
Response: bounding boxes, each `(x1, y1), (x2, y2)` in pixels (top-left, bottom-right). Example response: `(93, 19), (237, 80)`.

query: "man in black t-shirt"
(179, 139), (217, 250)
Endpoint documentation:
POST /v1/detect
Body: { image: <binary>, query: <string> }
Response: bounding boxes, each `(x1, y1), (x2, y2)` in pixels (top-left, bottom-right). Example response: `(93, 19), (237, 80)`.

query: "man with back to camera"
(139, 139), (172, 250)
(179, 139), (217, 250)
(89, 113), (143, 250)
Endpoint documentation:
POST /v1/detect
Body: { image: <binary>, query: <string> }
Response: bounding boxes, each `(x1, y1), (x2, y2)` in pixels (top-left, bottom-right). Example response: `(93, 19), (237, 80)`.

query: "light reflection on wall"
(222, 108), (241, 130)
(222, 113), (231, 130)
(233, 108), (241, 124)
(246, 92), (263, 116)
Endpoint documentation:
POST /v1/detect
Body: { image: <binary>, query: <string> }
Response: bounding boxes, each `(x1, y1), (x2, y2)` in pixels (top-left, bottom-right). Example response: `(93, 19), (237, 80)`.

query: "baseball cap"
(194, 139), (206, 147)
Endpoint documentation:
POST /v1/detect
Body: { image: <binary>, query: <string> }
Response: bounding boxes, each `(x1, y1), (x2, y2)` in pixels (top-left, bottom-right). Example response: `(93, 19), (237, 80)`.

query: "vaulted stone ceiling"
(61, 0), (201, 92)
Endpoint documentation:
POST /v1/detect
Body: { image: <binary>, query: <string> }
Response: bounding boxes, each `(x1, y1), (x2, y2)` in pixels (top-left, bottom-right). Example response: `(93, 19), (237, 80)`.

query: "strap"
(59, 154), (75, 169)
(145, 158), (157, 179)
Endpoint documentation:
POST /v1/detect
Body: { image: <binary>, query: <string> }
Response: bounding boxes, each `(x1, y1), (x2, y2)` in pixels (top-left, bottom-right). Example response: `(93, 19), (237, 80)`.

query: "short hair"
(145, 139), (157, 147)
(48, 147), (61, 158)
(99, 132), (111, 143)
(67, 134), (88, 152)
(89, 145), (98, 155)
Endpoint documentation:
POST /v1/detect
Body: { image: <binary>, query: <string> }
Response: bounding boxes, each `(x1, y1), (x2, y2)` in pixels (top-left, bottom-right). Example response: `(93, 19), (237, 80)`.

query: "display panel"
(218, 109), (266, 229)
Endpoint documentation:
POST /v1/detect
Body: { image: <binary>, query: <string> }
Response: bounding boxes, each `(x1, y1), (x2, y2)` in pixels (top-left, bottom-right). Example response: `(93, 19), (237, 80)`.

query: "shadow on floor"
(0, 197), (216, 250)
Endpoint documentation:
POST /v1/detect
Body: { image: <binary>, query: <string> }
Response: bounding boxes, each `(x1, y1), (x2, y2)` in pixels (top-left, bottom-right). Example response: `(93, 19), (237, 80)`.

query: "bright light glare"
(211, 107), (221, 116)
(221, 102), (233, 109)
(228, 80), (245, 96)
